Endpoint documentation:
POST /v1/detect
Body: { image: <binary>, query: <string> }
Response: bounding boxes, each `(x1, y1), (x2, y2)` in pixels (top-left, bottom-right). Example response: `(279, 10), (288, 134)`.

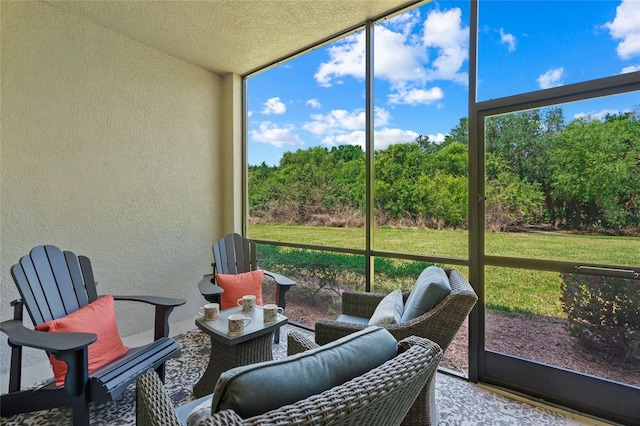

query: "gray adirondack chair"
(0, 245), (185, 426)
(199, 233), (296, 343)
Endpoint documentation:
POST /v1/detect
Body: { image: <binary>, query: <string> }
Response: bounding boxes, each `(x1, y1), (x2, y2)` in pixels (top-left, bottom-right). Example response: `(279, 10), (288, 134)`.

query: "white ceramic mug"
(228, 313), (252, 334)
(263, 303), (284, 323)
(198, 303), (220, 321)
(237, 294), (257, 311)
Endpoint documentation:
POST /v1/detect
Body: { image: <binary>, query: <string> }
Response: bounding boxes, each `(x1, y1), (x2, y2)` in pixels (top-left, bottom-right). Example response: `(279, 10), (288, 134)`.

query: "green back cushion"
(401, 266), (451, 322)
(211, 326), (398, 419)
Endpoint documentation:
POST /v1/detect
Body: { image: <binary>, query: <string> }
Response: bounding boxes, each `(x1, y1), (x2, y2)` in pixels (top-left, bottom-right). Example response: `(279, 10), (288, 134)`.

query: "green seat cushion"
(401, 266), (451, 322)
(211, 326), (398, 419)
(368, 289), (404, 325)
(335, 314), (370, 325)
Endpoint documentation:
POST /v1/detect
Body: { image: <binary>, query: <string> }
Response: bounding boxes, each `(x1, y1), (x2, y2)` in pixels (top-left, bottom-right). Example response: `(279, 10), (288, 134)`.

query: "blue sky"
(247, 0), (640, 166)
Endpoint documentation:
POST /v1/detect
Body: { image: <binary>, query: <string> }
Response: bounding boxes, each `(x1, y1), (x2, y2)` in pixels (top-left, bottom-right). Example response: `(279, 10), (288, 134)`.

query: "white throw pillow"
(186, 398), (212, 426)
(368, 289), (404, 325)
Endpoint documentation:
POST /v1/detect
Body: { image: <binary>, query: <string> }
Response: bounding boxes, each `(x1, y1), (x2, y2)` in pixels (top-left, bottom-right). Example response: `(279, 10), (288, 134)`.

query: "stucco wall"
(0, 1), (230, 377)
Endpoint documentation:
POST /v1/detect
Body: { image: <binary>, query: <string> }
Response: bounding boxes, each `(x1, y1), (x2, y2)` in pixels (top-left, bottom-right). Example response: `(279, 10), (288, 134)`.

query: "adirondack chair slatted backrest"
(214, 233), (258, 275)
(209, 233), (294, 345)
(11, 245), (97, 327)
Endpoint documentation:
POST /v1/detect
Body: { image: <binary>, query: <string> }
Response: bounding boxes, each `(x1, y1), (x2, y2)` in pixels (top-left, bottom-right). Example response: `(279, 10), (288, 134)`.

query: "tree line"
(249, 107), (640, 234)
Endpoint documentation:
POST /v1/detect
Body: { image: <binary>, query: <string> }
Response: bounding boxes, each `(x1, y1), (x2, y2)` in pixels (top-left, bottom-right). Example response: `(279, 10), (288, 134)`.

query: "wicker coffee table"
(193, 306), (288, 398)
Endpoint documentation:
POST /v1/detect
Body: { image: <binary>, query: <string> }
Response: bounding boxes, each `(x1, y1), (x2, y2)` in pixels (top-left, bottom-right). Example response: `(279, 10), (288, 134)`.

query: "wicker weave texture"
(137, 336), (442, 426)
(315, 269), (478, 352)
(286, 329), (319, 356)
(136, 371), (181, 426)
(193, 331), (274, 398)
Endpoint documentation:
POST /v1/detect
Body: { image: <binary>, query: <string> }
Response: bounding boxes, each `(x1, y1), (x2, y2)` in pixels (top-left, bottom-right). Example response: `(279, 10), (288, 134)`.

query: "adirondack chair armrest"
(261, 270), (295, 286)
(0, 319), (96, 353)
(261, 270), (295, 313)
(198, 274), (225, 304)
(111, 295), (186, 308)
(110, 295), (186, 340)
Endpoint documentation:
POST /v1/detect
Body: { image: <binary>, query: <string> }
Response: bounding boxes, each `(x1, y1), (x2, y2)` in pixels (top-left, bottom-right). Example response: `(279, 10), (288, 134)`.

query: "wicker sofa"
(136, 328), (443, 426)
(314, 268), (478, 352)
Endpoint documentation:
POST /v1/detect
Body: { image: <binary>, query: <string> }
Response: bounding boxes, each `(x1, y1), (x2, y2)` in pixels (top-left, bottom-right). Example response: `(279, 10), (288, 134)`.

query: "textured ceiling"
(45, 0), (419, 76)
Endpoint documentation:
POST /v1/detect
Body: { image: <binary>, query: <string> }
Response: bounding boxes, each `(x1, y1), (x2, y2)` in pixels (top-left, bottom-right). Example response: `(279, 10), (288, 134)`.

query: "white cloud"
(250, 121), (303, 148)
(500, 28), (516, 52)
(303, 110), (363, 135)
(573, 109), (621, 121)
(314, 33), (365, 87)
(314, 27), (427, 87)
(261, 97), (286, 115)
(303, 107), (390, 135)
(374, 108), (391, 126)
(374, 26), (430, 84)
(294, 104), (424, 151)
(321, 131), (365, 147)
(384, 8), (421, 37)
(537, 67), (565, 89)
(422, 8), (469, 84)
(604, 0), (640, 60)
(301, 105), (417, 150)
(621, 64), (640, 73)
(388, 86), (444, 105)
(321, 128), (419, 150)
(306, 98), (321, 109)
(428, 133), (447, 143)
(314, 7), (468, 100)
(374, 128), (420, 150)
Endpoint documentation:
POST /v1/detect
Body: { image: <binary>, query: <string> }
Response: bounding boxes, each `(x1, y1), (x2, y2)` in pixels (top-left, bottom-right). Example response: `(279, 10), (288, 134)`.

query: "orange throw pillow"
(215, 270), (264, 309)
(35, 294), (129, 386)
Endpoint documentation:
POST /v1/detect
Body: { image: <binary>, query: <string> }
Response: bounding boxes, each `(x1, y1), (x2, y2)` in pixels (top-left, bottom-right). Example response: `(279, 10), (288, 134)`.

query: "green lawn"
(250, 224), (640, 317)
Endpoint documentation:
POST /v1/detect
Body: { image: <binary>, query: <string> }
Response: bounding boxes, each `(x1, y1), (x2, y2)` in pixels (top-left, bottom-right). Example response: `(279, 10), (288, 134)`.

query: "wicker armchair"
(314, 269), (478, 353)
(136, 332), (443, 426)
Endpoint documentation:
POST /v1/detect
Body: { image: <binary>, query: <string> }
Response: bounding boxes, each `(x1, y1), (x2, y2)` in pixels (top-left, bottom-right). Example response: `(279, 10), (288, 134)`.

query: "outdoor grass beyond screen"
(482, 95), (640, 267)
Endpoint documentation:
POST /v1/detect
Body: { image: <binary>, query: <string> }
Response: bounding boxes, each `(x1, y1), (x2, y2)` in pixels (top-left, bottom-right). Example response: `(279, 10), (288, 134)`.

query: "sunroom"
(1, 0), (638, 424)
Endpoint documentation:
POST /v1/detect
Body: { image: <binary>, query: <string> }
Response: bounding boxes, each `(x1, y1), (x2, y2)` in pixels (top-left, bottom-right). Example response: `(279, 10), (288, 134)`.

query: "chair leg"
(274, 284), (293, 344)
(8, 344), (22, 393)
(155, 362), (167, 383)
(9, 299), (24, 393)
(154, 305), (176, 340)
(402, 371), (437, 425)
(71, 395), (90, 426)
(152, 304), (172, 381)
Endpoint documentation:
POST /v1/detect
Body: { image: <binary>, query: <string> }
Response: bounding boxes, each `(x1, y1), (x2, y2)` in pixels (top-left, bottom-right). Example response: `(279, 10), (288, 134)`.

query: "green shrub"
(257, 244), (433, 302)
(257, 245), (364, 305)
(560, 273), (640, 361)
